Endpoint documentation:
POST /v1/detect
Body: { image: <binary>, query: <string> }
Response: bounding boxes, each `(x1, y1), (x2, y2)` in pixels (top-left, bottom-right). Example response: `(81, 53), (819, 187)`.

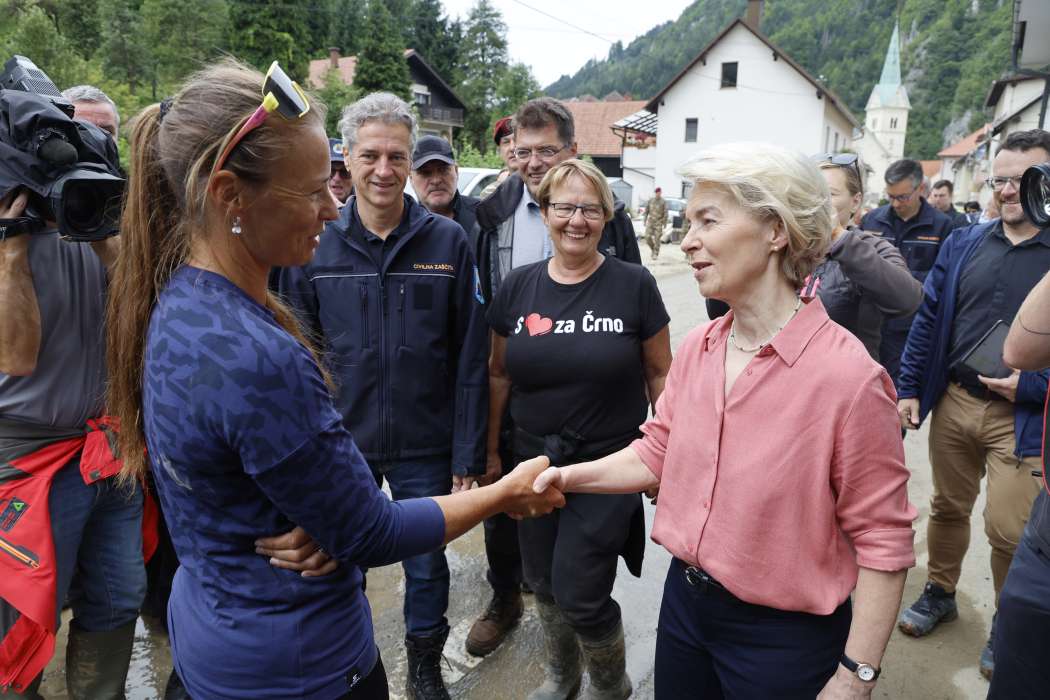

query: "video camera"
(1021, 162), (1050, 228)
(0, 55), (124, 242)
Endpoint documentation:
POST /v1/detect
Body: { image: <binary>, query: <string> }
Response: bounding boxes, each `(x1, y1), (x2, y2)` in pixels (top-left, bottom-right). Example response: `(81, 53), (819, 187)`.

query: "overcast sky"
(440, 0), (693, 88)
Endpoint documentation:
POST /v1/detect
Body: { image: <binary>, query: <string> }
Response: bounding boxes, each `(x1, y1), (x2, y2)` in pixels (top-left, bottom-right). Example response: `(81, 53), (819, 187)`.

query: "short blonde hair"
(535, 159), (615, 223)
(678, 142), (833, 287)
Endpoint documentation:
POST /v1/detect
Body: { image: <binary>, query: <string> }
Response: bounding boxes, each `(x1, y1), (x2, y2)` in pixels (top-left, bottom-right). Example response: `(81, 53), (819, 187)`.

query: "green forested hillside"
(545, 0), (1015, 159)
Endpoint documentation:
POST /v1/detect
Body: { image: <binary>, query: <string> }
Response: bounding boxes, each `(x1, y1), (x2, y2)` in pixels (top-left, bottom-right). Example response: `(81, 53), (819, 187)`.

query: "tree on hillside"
(50, 0), (103, 59)
(459, 0), (509, 150)
(353, 0), (410, 99)
(495, 62), (541, 119)
(328, 0), (366, 57)
(97, 0), (151, 94)
(2, 4), (91, 89)
(318, 69), (361, 136)
(226, 0), (313, 80)
(142, 0), (228, 96)
(405, 0), (460, 82)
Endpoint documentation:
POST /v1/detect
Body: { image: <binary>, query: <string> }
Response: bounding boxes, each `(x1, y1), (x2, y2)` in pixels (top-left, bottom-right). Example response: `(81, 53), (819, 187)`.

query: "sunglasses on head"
(212, 61), (310, 175)
(815, 152), (860, 172)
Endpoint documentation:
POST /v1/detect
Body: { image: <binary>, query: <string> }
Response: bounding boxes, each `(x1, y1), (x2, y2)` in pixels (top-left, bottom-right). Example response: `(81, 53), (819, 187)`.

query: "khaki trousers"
(926, 383), (1043, 603)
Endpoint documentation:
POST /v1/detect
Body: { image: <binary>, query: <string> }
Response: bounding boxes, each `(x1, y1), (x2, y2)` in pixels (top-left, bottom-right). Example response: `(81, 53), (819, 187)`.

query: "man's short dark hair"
(996, 128), (1050, 156)
(964, 200), (980, 213)
(932, 179), (953, 193)
(514, 97), (574, 146)
(884, 159), (923, 188)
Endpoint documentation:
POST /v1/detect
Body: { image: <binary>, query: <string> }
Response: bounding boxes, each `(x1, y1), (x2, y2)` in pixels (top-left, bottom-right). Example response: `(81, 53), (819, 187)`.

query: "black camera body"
(0, 55), (124, 242)
(1021, 162), (1050, 229)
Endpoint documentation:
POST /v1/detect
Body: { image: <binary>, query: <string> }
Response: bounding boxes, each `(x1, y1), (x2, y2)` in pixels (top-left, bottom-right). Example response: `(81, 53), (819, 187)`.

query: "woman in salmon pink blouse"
(531, 142), (918, 700)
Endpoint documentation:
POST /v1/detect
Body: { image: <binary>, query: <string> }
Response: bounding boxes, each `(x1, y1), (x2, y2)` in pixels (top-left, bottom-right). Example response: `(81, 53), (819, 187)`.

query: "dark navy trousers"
(655, 559), (851, 699)
(987, 510), (1050, 699)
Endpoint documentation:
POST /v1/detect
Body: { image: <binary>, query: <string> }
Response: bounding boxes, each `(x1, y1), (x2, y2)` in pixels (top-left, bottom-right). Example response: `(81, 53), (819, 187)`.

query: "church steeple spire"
(877, 23), (902, 104)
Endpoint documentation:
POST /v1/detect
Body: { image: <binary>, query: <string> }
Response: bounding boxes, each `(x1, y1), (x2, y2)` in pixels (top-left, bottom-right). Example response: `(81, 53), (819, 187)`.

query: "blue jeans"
(374, 459), (451, 638)
(50, 455), (146, 632)
(654, 559), (850, 699)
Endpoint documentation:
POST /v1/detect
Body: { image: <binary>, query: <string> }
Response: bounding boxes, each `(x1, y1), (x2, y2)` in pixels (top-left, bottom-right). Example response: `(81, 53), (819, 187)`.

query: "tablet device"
(959, 320), (1012, 379)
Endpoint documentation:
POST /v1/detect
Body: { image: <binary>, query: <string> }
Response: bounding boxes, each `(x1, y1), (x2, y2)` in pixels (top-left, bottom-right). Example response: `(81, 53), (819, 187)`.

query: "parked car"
(458, 167), (500, 198)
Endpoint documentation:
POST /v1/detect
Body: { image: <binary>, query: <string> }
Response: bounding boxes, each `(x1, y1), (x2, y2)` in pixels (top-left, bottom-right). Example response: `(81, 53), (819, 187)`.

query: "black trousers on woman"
(654, 559), (851, 699)
(518, 490), (641, 638)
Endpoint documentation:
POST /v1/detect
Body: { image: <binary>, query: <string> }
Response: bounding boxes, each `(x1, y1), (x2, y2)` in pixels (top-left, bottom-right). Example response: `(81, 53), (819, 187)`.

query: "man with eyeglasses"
(465, 97), (641, 659)
(895, 129), (1050, 681)
(328, 137), (353, 204)
(861, 159), (955, 386)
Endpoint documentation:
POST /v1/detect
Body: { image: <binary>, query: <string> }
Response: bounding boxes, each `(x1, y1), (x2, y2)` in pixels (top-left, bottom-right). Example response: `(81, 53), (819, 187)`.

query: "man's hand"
(897, 398), (920, 430)
(479, 450), (502, 486)
(451, 475), (477, 493)
(978, 370), (1020, 402)
(501, 456), (565, 519)
(255, 526), (338, 577)
(816, 665), (875, 699)
(0, 190), (30, 251)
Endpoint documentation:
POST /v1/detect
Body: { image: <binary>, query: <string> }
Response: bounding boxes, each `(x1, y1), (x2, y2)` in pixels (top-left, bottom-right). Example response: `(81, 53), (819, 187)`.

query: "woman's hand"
(256, 526), (338, 577)
(816, 665), (875, 699)
(501, 456), (565, 519)
(532, 465), (565, 493)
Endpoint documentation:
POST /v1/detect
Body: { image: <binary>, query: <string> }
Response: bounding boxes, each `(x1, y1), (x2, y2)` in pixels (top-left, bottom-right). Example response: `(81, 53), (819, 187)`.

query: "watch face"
(858, 665), (877, 682)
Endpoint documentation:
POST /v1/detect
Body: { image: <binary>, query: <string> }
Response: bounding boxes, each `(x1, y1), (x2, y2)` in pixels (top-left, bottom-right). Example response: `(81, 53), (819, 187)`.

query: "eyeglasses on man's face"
(513, 144), (568, 161)
(549, 202), (604, 221)
(886, 188), (919, 203)
(985, 175), (1023, 191)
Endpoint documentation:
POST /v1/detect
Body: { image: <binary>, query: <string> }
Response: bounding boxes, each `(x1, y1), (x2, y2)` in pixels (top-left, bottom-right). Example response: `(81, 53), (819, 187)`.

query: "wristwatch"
(840, 653), (880, 682)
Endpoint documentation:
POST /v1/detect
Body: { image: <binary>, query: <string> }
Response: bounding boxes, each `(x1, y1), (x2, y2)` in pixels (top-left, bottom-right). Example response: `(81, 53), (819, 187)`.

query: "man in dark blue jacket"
(895, 130), (1050, 681)
(276, 93), (488, 700)
(862, 159), (955, 385)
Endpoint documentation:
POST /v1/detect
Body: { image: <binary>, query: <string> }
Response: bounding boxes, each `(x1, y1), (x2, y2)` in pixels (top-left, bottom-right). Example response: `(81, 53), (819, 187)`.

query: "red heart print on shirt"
(525, 313), (554, 336)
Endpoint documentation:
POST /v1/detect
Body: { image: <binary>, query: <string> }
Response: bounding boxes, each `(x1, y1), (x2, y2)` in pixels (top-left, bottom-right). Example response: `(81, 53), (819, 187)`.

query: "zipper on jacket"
(398, 282), (406, 347)
(378, 276), (388, 459)
(359, 285), (369, 348)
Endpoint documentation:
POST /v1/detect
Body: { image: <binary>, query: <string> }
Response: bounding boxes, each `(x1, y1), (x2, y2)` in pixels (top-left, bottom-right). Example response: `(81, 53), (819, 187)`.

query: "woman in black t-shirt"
(487, 160), (671, 699)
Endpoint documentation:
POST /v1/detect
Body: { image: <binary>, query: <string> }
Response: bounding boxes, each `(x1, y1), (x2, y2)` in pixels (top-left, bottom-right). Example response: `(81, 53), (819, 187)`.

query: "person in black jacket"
(275, 92), (488, 700)
(860, 159), (955, 388)
(409, 135), (480, 241)
(465, 98), (641, 659)
(929, 179), (971, 231)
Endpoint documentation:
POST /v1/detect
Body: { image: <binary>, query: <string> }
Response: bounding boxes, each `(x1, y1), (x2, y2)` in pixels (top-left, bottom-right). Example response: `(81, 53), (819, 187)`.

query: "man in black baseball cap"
(411, 135), (480, 242)
(328, 137), (352, 204)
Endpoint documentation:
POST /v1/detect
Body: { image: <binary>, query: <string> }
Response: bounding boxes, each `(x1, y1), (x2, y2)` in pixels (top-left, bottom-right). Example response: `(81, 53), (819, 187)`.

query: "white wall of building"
(622, 145), (657, 210)
(652, 23), (853, 194)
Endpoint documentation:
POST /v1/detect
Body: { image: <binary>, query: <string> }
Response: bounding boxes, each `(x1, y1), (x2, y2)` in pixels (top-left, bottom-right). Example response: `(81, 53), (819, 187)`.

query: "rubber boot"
(527, 598), (582, 700)
(405, 627), (450, 700)
(65, 620), (136, 700)
(578, 620), (631, 700)
(5, 674), (43, 699)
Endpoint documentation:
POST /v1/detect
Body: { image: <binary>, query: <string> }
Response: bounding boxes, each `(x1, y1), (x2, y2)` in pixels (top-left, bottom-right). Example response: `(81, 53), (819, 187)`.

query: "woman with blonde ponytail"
(105, 59), (565, 699)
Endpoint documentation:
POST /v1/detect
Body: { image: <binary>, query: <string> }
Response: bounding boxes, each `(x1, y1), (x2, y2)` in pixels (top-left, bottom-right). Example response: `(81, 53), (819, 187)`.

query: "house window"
(872, 117), (878, 129)
(720, 62), (738, 88)
(825, 126), (830, 151)
(684, 118), (698, 143)
(681, 181), (693, 199)
(414, 91), (430, 106)
(833, 131), (839, 151)
(890, 117), (898, 129)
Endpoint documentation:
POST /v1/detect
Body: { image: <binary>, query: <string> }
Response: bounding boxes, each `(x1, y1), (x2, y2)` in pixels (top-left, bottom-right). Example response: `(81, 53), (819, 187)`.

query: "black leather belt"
(955, 381), (1009, 402)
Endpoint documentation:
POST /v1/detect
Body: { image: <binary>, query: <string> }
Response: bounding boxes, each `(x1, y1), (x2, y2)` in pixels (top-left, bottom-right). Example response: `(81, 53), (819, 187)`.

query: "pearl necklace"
(728, 296), (802, 353)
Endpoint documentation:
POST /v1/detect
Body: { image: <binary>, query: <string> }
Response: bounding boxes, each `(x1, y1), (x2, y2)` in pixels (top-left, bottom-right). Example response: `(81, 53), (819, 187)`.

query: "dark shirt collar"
(990, 219), (1050, 248)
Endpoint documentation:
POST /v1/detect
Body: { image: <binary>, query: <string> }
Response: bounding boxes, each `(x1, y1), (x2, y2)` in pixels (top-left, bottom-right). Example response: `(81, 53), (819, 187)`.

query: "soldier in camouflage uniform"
(643, 187), (668, 260)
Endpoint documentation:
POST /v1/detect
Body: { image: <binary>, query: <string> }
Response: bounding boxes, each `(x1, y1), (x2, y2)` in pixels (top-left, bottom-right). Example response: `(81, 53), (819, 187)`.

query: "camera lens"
(1021, 163), (1050, 229)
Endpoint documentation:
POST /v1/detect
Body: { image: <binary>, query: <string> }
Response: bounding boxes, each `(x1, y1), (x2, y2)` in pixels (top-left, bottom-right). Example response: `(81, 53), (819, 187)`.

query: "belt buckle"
(685, 565), (710, 588)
